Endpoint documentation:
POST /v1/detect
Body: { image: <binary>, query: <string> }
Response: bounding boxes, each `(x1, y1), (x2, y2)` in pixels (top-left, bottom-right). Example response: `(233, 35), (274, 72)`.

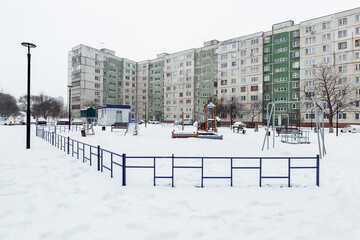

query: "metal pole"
(68, 86), (72, 130)
(336, 102), (339, 137)
(22, 42), (37, 149)
(26, 49), (31, 149)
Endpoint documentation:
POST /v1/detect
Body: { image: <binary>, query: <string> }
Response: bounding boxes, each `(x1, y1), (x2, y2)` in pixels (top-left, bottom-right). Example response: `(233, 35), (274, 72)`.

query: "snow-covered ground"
(1, 124), (360, 240)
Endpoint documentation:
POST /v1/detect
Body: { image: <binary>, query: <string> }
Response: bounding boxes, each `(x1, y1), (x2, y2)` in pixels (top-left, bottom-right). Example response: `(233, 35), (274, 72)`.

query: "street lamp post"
(68, 85), (73, 130)
(21, 42), (36, 149)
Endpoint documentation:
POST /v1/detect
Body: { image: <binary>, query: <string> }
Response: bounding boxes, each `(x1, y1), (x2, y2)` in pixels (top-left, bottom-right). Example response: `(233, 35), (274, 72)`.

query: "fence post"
(122, 153), (126, 186)
(97, 145), (100, 171)
(259, 158), (262, 187)
(288, 158), (291, 187)
(230, 158), (233, 187)
(52, 132), (54, 146)
(316, 154), (320, 187)
(201, 158), (204, 188)
(171, 154), (174, 187)
(67, 137), (70, 154)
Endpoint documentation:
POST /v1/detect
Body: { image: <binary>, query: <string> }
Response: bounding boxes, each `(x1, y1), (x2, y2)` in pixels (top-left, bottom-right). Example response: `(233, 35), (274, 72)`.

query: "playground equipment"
(172, 98), (223, 140)
(124, 112), (139, 136)
(80, 107), (96, 136)
(262, 100), (326, 158)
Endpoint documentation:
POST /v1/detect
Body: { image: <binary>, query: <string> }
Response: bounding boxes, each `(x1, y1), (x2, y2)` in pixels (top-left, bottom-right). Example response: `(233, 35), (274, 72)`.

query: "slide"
(125, 123), (136, 136)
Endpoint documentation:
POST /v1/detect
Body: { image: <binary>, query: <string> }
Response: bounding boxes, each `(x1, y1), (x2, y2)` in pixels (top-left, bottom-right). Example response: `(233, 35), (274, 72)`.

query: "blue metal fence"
(36, 126), (320, 187)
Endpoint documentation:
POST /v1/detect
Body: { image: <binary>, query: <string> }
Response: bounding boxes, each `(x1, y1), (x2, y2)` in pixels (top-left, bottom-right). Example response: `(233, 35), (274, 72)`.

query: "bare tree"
(0, 92), (19, 117)
(217, 97), (245, 126)
(247, 101), (263, 123)
(21, 93), (62, 119)
(301, 63), (356, 132)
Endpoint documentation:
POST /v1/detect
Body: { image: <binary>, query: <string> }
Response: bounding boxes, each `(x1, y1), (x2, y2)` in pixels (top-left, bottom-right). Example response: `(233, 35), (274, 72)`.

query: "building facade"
(68, 7), (360, 126)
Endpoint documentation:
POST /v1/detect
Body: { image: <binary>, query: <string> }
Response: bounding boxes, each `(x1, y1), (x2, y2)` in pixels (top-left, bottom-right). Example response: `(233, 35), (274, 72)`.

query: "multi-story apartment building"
(263, 21), (301, 126)
(194, 40), (219, 117)
(217, 32), (263, 123)
(300, 8), (360, 125)
(68, 45), (137, 118)
(163, 49), (196, 122)
(68, 7), (360, 126)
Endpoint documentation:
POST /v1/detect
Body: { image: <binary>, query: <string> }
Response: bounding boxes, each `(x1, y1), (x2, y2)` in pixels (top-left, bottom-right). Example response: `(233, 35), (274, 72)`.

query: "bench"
(111, 122), (128, 132)
(233, 125), (246, 134)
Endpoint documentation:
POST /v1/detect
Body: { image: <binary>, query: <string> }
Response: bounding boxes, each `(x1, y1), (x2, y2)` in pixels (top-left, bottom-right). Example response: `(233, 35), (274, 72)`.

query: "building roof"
(98, 104), (131, 110)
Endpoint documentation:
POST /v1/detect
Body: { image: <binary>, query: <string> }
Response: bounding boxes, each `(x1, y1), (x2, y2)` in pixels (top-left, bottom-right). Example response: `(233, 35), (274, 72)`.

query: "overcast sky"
(1, 0), (359, 102)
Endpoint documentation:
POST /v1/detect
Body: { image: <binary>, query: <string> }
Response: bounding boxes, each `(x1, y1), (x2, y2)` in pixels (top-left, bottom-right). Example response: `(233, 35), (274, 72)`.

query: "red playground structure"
(172, 98), (223, 140)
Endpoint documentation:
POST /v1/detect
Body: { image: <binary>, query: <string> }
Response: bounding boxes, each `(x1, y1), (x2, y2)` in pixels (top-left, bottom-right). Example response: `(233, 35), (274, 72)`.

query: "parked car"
(0, 118), (11, 125)
(148, 120), (159, 124)
(183, 118), (193, 125)
(233, 122), (246, 128)
(341, 125), (360, 133)
(72, 118), (84, 125)
(246, 122), (256, 128)
(57, 118), (69, 125)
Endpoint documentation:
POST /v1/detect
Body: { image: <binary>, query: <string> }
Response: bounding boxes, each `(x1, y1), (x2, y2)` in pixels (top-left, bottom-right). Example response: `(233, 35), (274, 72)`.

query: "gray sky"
(1, 0), (359, 102)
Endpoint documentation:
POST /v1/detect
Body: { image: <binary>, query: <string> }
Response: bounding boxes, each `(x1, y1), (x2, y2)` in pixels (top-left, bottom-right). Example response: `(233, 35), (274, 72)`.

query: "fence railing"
(36, 126), (320, 187)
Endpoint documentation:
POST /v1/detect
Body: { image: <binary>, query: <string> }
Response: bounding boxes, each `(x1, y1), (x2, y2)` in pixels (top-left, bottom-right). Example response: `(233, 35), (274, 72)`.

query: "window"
(292, 40), (300, 47)
(231, 61), (236, 67)
(323, 22), (330, 29)
(264, 47), (270, 53)
(338, 30), (347, 38)
(292, 82), (299, 89)
(338, 53), (348, 61)
(264, 66), (270, 72)
(338, 77), (347, 84)
(293, 31), (300, 37)
(231, 79), (236, 84)
(264, 94), (270, 100)
(240, 50), (246, 56)
(323, 33), (331, 41)
(250, 48), (259, 54)
(338, 113), (347, 119)
(305, 37), (316, 44)
(241, 87), (246, 92)
(356, 39), (360, 47)
(250, 67), (258, 73)
(251, 39), (259, 45)
(356, 64), (360, 71)
(221, 54), (228, 60)
(355, 27), (360, 35)
(338, 42), (347, 50)
(323, 56), (331, 63)
(305, 48), (315, 55)
(305, 59), (315, 66)
(264, 56), (270, 62)
(305, 70), (315, 76)
(251, 86), (258, 91)
(357, 15), (360, 22)
(221, 80), (227, 85)
(293, 72), (300, 78)
(264, 37), (270, 43)
(305, 26), (315, 33)
(338, 18), (347, 26)
(264, 75), (270, 82)
(251, 76), (259, 82)
(338, 66), (347, 73)
(251, 57), (259, 64)
(221, 63), (227, 68)
(251, 95), (259, 101)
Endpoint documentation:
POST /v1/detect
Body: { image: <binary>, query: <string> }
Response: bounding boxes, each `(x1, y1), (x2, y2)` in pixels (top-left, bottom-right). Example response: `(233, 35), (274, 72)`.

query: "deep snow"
(0, 124), (360, 240)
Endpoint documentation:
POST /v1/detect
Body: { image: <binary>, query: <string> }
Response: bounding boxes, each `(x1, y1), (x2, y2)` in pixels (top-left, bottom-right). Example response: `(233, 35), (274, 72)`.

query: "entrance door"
(116, 111), (122, 122)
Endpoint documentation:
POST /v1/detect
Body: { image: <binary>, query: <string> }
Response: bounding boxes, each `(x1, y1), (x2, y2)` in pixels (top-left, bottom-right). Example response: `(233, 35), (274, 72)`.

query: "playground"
(1, 124), (360, 240)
